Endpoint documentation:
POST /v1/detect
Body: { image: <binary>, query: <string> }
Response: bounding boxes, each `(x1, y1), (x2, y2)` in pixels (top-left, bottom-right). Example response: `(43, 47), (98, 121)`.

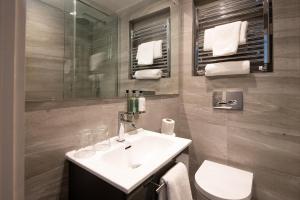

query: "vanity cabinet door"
(69, 162), (126, 200)
(126, 181), (157, 200)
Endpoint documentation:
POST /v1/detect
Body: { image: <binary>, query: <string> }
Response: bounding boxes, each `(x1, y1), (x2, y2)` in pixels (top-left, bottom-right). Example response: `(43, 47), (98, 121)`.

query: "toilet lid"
(195, 160), (253, 200)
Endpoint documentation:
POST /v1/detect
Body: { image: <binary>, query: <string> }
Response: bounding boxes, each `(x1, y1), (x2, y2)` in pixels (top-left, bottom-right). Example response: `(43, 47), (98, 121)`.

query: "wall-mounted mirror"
(25, 0), (180, 102)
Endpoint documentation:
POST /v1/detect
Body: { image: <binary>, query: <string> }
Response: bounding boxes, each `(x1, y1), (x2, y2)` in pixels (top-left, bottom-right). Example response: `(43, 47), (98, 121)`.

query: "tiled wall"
(25, 0), (64, 101)
(177, 0), (300, 199)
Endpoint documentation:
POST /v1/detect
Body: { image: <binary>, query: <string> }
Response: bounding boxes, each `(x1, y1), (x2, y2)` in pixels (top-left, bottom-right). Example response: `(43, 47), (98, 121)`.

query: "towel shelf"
(194, 0), (273, 76)
(129, 8), (171, 79)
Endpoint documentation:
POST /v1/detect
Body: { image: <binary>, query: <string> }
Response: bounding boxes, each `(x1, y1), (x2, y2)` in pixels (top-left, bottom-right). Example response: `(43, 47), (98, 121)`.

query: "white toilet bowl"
(195, 160), (253, 200)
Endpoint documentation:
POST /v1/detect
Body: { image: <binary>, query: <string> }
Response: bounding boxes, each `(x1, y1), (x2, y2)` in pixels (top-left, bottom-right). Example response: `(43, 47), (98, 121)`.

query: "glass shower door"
(64, 0), (118, 99)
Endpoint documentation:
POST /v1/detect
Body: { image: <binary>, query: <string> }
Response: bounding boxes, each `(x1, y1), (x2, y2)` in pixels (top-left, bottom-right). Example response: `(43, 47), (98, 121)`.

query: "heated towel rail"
(194, 0), (273, 76)
(129, 9), (171, 79)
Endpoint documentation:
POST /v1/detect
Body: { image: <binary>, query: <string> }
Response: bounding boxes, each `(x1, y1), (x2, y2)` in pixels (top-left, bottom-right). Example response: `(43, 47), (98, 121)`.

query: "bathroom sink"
(99, 134), (175, 170)
(66, 129), (191, 193)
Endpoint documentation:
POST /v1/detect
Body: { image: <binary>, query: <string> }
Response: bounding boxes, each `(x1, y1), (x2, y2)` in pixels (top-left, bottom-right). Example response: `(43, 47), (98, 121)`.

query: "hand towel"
(205, 60), (250, 77)
(90, 52), (106, 71)
(240, 21), (248, 45)
(158, 162), (193, 200)
(136, 41), (154, 65)
(153, 40), (163, 59)
(203, 27), (215, 51)
(133, 69), (162, 79)
(212, 21), (242, 56)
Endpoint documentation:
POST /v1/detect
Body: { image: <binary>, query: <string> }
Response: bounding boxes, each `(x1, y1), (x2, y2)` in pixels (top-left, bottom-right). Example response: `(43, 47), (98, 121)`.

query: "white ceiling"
(92, 0), (146, 13)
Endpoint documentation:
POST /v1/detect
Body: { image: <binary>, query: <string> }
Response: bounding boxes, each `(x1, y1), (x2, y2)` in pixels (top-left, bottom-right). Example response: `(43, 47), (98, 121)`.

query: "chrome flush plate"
(213, 90), (243, 110)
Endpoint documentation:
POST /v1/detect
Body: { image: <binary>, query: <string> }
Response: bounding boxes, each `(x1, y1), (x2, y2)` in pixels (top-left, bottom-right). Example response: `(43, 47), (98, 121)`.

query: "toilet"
(195, 160), (253, 200)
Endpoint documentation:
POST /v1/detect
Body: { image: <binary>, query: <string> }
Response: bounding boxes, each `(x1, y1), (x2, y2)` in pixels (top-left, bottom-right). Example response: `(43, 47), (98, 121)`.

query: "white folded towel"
(203, 27), (215, 51)
(212, 21), (242, 56)
(203, 21), (248, 52)
(134, 69), (162, 79)
(136, 41), (154, 65)
(205, 60), (250, 77)
(158, 162), (193, 200)
(153, 40), (163, 59)
(203, 21), (248, 51)
(240, 21), (248, 45)
(90, 52), (106, 71)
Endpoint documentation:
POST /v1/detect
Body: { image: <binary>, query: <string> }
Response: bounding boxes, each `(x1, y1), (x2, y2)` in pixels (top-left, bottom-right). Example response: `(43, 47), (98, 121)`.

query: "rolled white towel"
(205, 60), (250, 77)
(134, 69), (162, 80)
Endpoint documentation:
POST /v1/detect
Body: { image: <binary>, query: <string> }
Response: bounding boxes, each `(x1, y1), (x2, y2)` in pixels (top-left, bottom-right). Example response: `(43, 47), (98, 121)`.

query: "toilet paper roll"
(161, 118), (175, 135)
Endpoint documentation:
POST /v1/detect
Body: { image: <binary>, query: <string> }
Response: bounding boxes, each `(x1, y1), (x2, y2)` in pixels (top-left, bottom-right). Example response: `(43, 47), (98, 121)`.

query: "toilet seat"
(195, 160), (253, 200)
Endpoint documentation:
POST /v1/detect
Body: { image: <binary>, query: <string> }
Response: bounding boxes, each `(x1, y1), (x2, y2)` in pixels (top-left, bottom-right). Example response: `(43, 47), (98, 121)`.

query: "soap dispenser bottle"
(138, 91), (146, 112)
(125, 90), (131, 113)
(131, 90), (139, 113)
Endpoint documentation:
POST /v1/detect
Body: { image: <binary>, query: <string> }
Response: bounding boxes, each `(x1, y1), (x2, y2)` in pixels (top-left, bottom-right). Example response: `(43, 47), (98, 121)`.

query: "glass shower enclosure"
(64, 0), (118, 99)
(25, 0), (118, 102)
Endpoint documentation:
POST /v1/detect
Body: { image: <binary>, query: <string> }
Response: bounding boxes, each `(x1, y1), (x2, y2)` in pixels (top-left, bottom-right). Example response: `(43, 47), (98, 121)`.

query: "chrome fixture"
(117, 111), (137, 142)
(213, 90), (243, 110)
(150, 180), (166, 193)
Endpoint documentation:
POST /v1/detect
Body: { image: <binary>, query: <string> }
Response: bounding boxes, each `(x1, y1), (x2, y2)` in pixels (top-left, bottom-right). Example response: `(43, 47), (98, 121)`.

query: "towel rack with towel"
(194, 0), (273, 76)
(129, 8), (171, 79)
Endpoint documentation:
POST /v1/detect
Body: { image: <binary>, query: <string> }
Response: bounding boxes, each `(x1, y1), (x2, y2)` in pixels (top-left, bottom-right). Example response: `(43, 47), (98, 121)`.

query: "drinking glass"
(93, 125), (111, 151)
(74, 129), (96, 158)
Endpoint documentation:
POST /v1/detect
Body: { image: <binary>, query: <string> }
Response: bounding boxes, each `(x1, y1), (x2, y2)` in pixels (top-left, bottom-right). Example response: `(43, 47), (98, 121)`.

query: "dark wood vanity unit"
(68, 150), (187, 200)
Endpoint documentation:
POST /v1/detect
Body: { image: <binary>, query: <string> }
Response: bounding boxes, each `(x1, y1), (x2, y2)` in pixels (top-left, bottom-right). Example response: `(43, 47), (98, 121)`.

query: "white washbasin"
(66, 129), (192, 193)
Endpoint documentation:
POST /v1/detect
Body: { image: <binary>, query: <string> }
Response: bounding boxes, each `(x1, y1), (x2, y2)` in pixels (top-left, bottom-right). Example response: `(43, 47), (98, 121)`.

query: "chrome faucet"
(117, 111), (136, 142)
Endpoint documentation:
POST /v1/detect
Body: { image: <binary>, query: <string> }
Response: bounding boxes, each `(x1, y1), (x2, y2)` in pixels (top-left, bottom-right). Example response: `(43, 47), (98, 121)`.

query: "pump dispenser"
(138, 91), (146, 112)
(131, 90), (138, 113)
(125, 90), (131, 113)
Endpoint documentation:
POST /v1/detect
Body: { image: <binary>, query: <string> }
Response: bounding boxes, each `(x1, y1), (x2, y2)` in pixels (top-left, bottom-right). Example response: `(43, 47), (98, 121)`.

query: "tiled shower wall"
(177, 0), (300, 199)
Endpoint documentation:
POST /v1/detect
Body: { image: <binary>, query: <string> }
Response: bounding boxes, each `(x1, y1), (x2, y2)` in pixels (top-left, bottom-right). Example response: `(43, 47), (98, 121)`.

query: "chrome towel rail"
(194, 0), (273, 76)
(150, 180), (166, 193)
(129, 8), (171, 79)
